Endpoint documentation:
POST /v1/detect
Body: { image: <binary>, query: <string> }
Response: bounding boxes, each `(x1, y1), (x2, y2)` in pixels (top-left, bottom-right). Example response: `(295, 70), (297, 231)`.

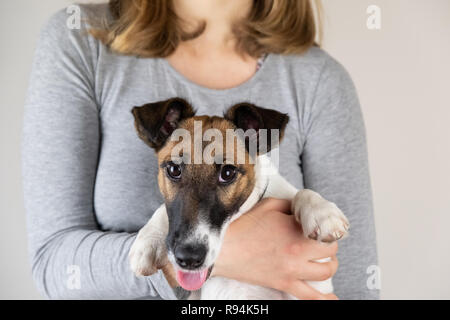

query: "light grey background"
(1, 0), (449, 299)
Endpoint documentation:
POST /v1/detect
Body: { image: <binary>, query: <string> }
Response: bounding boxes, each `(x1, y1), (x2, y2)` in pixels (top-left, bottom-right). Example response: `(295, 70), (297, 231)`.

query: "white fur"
(291, 190), (349, 243)
(182, 220), (222, 269)
(129, 204), (168, 276)
(129, 153), (349, 299)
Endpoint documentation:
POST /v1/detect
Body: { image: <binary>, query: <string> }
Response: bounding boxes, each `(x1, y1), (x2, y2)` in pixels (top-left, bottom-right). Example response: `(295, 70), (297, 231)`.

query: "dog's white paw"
(302, 202), (349, 243)
(129, 230), (167, 277)
(292, 190), (349, 243)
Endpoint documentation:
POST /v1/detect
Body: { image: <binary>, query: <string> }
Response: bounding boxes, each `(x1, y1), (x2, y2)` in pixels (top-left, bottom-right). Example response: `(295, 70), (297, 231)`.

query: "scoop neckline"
(159, 53), (273, 95)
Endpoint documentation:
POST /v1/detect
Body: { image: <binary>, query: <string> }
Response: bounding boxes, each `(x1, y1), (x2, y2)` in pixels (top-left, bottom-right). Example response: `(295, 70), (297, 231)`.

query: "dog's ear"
(132, 98), (195, 151)
(224, 103), (289, 153)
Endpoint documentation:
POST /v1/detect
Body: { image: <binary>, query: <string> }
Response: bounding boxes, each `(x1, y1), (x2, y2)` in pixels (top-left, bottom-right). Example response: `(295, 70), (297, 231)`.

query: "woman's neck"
(173, 0), (253, 54)
(168, 0), (259, 90)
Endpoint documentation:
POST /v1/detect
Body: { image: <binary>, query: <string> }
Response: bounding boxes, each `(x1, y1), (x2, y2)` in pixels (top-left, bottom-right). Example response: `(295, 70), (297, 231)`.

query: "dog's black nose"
(174, 244), (207, 269)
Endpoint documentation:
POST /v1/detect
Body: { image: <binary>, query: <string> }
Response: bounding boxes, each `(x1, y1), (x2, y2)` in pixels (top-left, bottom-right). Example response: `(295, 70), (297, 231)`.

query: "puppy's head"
(132, 98), (288, 290)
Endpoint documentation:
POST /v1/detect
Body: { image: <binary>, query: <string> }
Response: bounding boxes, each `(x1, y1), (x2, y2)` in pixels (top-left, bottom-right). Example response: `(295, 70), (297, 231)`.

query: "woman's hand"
(211, 198), (339, 300)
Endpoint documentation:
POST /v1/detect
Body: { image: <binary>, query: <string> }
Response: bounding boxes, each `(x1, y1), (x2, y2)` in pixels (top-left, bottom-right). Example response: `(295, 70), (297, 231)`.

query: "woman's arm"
(22, 9), (179, 299)
(300, 54), (379, 299)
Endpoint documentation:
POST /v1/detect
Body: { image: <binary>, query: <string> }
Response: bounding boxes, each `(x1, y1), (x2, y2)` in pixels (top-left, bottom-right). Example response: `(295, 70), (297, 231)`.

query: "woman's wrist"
(210, 255), (226, 278)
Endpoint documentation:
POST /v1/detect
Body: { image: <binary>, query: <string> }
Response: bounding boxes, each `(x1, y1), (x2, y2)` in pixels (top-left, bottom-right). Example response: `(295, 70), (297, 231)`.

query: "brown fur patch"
(157, 116), (256, 214)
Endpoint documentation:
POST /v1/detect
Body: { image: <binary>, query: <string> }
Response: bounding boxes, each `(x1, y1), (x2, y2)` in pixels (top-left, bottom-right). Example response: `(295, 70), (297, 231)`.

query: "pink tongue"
(176, 269), (208, 291)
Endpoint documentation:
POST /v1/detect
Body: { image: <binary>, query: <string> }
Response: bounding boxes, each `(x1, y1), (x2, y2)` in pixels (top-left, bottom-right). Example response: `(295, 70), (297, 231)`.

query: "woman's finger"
(285, 279), (338, 300)
(290, 235), (338, 260)
(307, 240), (338, 260)
(297, 256), (338, 281)
(297, 257), (338, 281)
(323, 293), (339, 300)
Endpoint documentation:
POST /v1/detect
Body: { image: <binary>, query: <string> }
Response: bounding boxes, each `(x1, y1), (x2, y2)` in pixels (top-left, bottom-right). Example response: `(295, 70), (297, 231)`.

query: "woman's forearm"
(28, 229), (176, 299)
(22, 10), (179, 299)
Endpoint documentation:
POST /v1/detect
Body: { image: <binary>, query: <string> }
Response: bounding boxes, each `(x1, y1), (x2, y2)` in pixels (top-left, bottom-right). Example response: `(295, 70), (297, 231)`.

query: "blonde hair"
(90, 0), (322, 58)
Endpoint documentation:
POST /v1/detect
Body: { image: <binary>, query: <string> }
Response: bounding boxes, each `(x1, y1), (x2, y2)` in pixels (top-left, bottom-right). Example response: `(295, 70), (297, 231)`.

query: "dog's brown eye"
(166, 162), (182, 180)
(219, 165), (237, 184)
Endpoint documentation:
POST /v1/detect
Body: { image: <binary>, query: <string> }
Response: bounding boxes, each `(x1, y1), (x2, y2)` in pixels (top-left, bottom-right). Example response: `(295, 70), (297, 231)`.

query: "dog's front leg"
(129, 204), (169, 277)
(291, 190), (349, 243)
(261, 158), (349, 242)
(289, 189), (349, 296)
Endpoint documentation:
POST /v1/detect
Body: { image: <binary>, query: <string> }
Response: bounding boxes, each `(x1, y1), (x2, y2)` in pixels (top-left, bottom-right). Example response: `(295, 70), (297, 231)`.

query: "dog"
(129, 98), (349, 299)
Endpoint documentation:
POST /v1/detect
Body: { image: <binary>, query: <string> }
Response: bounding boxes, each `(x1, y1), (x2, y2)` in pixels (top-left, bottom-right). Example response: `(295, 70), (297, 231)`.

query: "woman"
(23, 0), (378, 299)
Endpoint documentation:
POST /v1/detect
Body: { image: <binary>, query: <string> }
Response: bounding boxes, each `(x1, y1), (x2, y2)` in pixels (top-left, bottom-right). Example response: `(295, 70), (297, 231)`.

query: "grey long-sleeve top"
(22, 4), (379, 300)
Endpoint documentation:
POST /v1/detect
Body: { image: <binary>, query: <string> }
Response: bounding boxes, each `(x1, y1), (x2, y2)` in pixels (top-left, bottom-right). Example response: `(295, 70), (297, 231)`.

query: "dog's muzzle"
(174, 243), (207, 269)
